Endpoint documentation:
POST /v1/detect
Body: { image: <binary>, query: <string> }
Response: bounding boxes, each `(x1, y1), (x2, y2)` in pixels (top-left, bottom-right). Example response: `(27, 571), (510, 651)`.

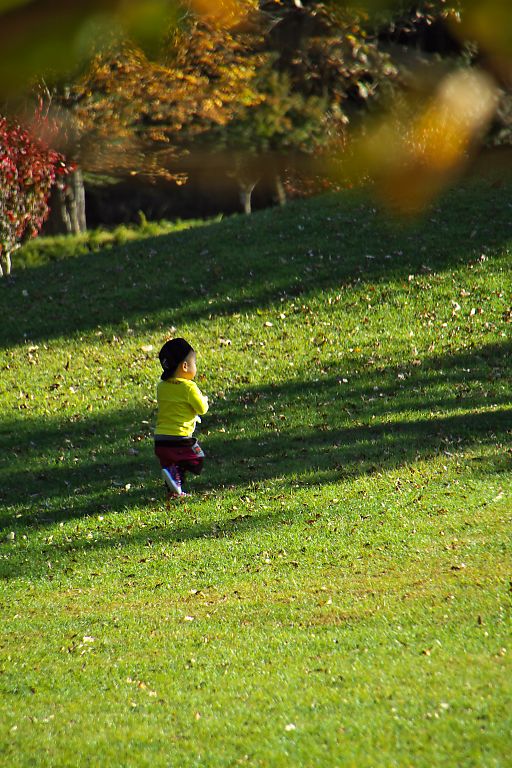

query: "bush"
(0, 114), (67, 276)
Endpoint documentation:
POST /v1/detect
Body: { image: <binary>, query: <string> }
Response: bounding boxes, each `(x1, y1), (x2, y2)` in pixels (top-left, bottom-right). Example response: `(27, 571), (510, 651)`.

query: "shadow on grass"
(0, 406), (154, 528)
(1, 184), (511, 348)
(1, 342), (510, 544)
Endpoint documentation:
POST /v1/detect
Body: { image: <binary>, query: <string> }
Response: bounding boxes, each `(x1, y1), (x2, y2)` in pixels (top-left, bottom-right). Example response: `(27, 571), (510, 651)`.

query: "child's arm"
(187, 382), (209, 416)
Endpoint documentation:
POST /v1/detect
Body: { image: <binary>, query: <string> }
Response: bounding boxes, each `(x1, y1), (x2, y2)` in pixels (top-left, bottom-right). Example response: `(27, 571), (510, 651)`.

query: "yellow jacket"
(155, 378), (209, 437)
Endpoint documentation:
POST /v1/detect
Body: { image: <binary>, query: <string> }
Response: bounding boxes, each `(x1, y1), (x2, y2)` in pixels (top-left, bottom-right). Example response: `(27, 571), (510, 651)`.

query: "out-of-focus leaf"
(336, 68), (499, 214)
(0, 0), (32, 10)
(189, 0), (254, 27)
(116, 1), (179, 54)
(460, 0), (512, 56)
(0, 0), (179, 96)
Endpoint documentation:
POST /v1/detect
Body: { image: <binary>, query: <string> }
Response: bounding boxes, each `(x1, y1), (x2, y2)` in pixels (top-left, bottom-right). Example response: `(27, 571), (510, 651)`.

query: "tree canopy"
(49, 1), (400, 214)
(0, 0), (511, 246)
(0, 110), (70, 276)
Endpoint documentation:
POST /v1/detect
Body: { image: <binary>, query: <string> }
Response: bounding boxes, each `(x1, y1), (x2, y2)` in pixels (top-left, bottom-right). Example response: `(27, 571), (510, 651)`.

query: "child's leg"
(176, 458), (203, 494)
(155, 444), (204, 498)
(161, 465), (182, 496)
(176, 465), (187, 495)
(156, 446), (182, 496)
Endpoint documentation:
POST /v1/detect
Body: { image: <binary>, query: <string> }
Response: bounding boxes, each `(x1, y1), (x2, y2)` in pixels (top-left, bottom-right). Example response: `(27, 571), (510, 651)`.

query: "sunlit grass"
(1, 182), (511, 767)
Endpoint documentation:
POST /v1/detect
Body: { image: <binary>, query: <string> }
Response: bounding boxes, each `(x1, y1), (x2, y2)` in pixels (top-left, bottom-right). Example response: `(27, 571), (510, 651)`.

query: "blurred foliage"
(342, 68), (499, 212)
(2, 1), (510, 99)
(0, 1), (181, 97)
(0, 0), (511, 217)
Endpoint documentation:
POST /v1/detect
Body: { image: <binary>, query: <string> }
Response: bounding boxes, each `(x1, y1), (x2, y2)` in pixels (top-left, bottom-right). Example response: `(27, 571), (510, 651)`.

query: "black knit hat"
(159, 338), (194, 380)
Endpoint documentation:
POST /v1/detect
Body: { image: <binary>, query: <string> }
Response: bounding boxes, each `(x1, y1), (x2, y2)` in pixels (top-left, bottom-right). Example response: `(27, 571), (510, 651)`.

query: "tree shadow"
(1, 183), (511, 348)
(0, 405), (155, 531)
(207, 339), (511, 486)
(1, 341), (509, 555)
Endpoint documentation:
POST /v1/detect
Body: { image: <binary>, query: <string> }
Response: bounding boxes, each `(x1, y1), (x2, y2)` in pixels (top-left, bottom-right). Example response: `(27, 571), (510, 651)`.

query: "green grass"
(1, 182), (511, 767)
(15, 215), (217, 270)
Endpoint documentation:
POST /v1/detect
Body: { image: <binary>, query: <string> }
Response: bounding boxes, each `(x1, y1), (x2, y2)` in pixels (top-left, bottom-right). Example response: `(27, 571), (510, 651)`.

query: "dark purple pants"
(154, 438), (204, 476)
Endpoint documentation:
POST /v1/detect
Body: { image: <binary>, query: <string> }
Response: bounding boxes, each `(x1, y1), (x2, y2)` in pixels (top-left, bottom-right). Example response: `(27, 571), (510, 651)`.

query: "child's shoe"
(162, 465), (182, 496)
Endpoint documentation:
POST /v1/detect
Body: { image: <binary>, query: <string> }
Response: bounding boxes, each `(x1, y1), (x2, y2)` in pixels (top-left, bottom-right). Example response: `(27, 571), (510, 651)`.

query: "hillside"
(0, 183), (511, 767)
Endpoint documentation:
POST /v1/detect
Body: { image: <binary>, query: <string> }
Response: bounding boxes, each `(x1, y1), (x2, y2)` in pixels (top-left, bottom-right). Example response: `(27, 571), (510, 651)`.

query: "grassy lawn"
(0, 182), (511, 767)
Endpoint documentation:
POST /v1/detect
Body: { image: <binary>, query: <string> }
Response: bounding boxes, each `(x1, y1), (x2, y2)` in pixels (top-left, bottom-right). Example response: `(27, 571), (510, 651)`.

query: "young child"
(154, 338), (209, 497)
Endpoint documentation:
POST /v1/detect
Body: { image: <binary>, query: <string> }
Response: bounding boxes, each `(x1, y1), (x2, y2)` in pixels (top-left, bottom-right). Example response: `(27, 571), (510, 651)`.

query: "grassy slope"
(0, 183), (511, 767)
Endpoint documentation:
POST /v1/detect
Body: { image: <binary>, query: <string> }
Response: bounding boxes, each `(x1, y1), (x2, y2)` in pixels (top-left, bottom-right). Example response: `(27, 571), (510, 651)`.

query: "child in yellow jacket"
(154, 338), (209, 497)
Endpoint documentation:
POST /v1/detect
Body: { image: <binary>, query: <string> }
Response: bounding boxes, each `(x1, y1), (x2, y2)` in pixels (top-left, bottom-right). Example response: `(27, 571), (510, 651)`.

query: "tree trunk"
(55, 182), (73, 232)
(274, 174), (287, 206)
(70, 168), (87, 232)
(239, 179), (257, 214)
(46, 168), (87, 234)
(0, 250), (12, 278)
